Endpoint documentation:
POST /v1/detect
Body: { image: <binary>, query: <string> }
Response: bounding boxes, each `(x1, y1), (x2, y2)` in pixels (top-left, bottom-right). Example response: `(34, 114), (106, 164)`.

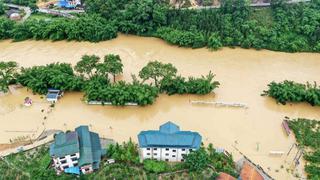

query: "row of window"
(146, 148), (193, 152)
(61, 162), (78, 170)
(59, 157), (78, 164)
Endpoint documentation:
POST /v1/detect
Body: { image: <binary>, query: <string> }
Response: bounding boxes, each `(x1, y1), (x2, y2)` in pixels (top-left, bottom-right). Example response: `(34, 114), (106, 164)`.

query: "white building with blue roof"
(138, 121), (202, 162)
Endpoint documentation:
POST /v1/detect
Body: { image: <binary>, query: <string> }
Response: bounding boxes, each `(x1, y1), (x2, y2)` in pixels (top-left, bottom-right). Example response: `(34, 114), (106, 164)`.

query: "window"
(165, 148), (169, 151)
(189, 149), (193, 152)
(165, 159), (169, 162)
(60, 160), (67, 164)
(153, 148), (157, 150)
(165, 153), (169, 156)
(172, 155), (176, 158)
(182, 149), (185, 151)
(74, 163), (78, 166)
(85, 168), (90, 171)
(181, 159), (184, 162)
(172, 149), (176, 152)
(147, 153), (150, 155)
(71, 154), (77, 157)
(71, 157), (77, 161)
(154, 153), (157, 156)
(147, 148), (150, 150)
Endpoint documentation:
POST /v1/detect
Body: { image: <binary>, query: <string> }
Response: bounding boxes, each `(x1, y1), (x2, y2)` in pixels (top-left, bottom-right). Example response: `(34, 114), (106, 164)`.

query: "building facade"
(50, 126), (105, 175)
(138, 121), (202, 162)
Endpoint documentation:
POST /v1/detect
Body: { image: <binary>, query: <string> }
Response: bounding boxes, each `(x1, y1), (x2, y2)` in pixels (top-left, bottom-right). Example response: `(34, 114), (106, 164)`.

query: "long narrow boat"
(282, 120), (291, 136)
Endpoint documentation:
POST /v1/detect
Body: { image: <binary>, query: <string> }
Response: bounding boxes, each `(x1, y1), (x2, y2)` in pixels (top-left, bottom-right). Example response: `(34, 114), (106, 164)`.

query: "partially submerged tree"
(139, 61), (177, 87)
(75, 55), (100, 78)
(98, 54), (123, 83)
(0, 61), (18, 93)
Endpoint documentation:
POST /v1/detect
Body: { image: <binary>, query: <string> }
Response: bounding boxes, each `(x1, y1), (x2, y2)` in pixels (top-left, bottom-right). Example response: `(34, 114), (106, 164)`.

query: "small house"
(138, 121), (202, 162)
(46, 89), (63, 103)
(58, 0), (81, 8)
(50, 126), (105, 175)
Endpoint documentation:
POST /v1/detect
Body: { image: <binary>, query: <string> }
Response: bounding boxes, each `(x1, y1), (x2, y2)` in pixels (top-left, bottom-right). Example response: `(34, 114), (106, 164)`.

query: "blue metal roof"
(138, 121), (202, 149)
(50, 126), (104, 171)
(64, 167), (80, 175)
(50, 132), (79, 157)
(75, 126), (103, 169)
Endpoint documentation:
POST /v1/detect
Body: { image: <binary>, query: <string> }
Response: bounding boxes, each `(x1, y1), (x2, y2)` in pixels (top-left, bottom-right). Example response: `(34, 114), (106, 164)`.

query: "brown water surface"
(1, 35), (320, 179)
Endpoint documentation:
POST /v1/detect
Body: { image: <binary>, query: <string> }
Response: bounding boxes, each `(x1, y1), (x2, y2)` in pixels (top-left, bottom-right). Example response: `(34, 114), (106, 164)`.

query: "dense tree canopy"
(0, 18), (14, 40)
(0, 61), (18, 93)
(263, 80), (320, 106)
(98, 54), (123, 82)
(139, 61), (177, 87)
(160, 72), (220, 95)
(17, 63), (84, 94)
(0, 1), (5, 15)
(0, 0), (319, 52)
(75, 55), (100, 78)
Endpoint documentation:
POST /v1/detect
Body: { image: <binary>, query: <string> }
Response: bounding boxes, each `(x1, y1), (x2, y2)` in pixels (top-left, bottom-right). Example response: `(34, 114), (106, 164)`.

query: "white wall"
(52, 152), (80, 171)
(140, 147), (195, 162)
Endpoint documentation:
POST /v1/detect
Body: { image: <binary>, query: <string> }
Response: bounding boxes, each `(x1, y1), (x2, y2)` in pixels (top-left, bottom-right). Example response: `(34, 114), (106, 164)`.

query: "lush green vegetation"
(0, 61), (18, 93)
(0, 145), (73, 180)
(0, 1), (5, 15)
(288, 118), (320, 179)
(263, 80), (320, 106)
(83, 0), (320, 52)
(84, 76), (159, 106)
(17, 63), (84, 94)
(0, 0), (319, 52)
(0, 17), (14, 40)
(160, 72), (220, 95)
(0, 141), (238, 179)
(1, 55), (218, 105)
(0, 15), (117, 42)
(3, 0), (37, 10)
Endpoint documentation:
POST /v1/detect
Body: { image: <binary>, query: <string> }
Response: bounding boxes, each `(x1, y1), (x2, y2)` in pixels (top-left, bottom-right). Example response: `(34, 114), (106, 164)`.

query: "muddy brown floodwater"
(0, 34), (320, 179)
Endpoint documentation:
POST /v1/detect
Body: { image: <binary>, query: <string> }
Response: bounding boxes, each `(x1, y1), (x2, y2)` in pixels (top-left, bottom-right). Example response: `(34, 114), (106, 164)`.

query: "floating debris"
(191, 100), (248, 109)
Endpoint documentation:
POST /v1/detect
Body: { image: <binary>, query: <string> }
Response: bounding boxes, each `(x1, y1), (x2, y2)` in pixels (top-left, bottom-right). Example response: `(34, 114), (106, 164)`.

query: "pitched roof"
(240, 162), (264, 180)
(216, 172), (236, 180)
(50, 125), (103, 170)
(76, 126), (102, 169)
(138, 121), (202, 149)
(50, 131), (79, 157)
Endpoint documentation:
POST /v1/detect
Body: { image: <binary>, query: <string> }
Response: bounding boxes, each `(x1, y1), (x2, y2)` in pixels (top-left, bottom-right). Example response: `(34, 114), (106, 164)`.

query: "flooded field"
(0, 35), (320, 179)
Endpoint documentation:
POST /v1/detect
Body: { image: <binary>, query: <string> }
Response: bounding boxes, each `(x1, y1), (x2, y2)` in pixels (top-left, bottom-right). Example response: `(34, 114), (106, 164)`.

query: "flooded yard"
(0, 34), (320, 179)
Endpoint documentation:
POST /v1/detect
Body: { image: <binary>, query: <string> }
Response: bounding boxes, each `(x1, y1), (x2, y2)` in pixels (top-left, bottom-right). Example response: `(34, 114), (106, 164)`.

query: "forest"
(0, 55), (219, 106)
(0, 0), (320, 52)
(288, 118), (320, 179)
(263, 80), (320, 106)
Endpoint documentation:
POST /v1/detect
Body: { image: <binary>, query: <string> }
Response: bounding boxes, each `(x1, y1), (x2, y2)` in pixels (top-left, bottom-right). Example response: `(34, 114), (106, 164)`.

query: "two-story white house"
(50, 126), (105, 175)
(138, 121), (202, 162)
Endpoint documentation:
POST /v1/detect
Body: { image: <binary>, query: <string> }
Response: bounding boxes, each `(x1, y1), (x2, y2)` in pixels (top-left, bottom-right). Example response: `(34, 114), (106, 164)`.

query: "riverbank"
(0, 34), (320, 179)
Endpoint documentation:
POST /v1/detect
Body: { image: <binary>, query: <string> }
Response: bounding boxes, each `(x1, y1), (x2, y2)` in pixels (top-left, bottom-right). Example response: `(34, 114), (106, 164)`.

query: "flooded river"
(0, 35), (320, 179)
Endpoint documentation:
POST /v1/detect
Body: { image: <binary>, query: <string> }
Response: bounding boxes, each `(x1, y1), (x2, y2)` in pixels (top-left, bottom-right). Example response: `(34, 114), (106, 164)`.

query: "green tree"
(0, 61), (18, 93)
(139, 61), (177, 87)
(208, 33), (223, 50)
(143, 159), (169, 173)
(0, 1), (5, 15)
(0, 18), (14, 40)
(75, 55), (100, 78)
(98, 54), (123, 83)
(184, 148), (210, 172)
